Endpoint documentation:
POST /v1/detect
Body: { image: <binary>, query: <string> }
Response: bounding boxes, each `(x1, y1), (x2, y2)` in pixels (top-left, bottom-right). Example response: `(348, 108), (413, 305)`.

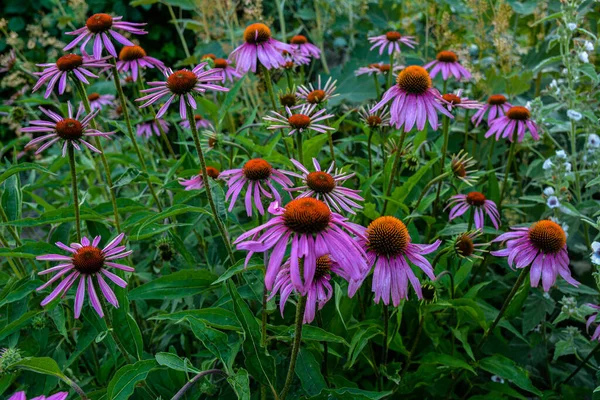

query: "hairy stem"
(279, 296), (307, 400)
(67, 144), (81, 241)
(171, 369), (226, 400)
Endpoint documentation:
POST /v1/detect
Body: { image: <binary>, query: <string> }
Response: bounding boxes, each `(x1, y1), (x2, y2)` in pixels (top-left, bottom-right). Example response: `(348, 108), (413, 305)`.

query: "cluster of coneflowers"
(15, 13), (596, 399)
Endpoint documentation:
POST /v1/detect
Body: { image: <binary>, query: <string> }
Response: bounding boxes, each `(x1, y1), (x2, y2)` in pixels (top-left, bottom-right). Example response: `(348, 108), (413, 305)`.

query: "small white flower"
(491, 375), (505, 384)
(543, 159), (554, 170)
(556, 150), (567, 159)
(567, 110), (582, 121)
(592, 241), (600, 266)
(564, 162), (572, 172)
(588, 133), (600, 148)
(543, 187), (555, 196)
(585, 41), (595, 51)
(547, 196), (561, 209)
(525, 101), (532, 110)
(567, 23), (577, 31)
(579, 51), (590, 63)
(550, 79), (558, 88)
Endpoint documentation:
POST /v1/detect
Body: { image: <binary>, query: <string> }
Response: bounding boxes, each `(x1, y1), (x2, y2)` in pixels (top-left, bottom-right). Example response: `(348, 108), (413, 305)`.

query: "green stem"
(67, 144), (81, 242)
(569, 120), (582, 203)
(382, 130), (408, 213)
(499, 128), (518, 213)
(327, 131), (336, 166)
(400, 314), (425, 377)
(73, 79), (121, 232)
(373, 75), (381, 99)
(367, 127), (374, 175)
(387, 53), (394, 90)
(167, 5), (192, 64)
(261, 64), (293, 159)
(413, 172), (451, 211)
(109, 58), (163, 212)
(279, 295), (307, 400)
(475, 266), (530, 352)
(467, 208), (474, 231)
(275, 0), (287, 41)
(562, 342), (600, 385)
(383, 305), (389, 367)
(296, 132), (303, 164)
(185, 101), (236, 265)
(433, 114), (450, 211)
(171, 369), (226, 400)
(486, 139), (496, 170)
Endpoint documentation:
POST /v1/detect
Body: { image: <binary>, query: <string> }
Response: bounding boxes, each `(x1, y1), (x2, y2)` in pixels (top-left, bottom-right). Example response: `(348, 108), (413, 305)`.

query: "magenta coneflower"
(290, 35), (321, 59)
(136, 118), (170, 138)
(36, 234), (133, 318)
(64, 13), (147, 59)
(297, 76), (338, 105)
(117, 45), (165, 81)
(263, 104), (335, 136)
(491, 220), (579, 292)
(8, 392), (68, 400)
(23, 103), (112, 156)
(446, 192), (500, 230)
(179, 114), (213, 130)
(220, 158), (293, 216)
(283, 158), (364, 214)
(359, 104), (391, 129)
(440, 90), (482, 112)
(472, 94), (512, 127)
(270, 254), (357, 324)
(213, 57), (242, 83)
(370, 65), (452, 132)
(229, 23), (291, 73)
(585, 304), (600, 341)
(424, 51), (472, 81)
(32, 54), (110, 98)
(137, 63), (228, 119)
(179, 166), (220, 191)
(235, 199), (367, 292)
(282, 49), (310, 68)
(88, 92), (115, 110)
(368, 31), (417, 55)
(355, 216), (441, 305)
(485, 106), (539, 142)
(355, 63), (403, 77)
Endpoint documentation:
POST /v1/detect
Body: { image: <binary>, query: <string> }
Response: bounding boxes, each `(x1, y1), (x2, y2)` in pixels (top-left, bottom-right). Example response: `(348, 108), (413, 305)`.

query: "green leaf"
(112, 310), (144, 360)
(479, 354), (542, 395)
(0, 278), (42, 307)
(227, 280), (277, 394)
(4, 207), (104, 227)
(227, 368), (251, 400)
(0, 241), (57, 259)
(106, 360), (158, 400)
(129, 269), (216, 300)
(296, 348), (327, 396)
(186, 317), (239, 374)
(387, 157), (439, 212)
(152, 307), (240, 330)
(213, 259), (263, 285)
(155, 352), (202, 374)
(522, 292), (555, 334)
(0, 163), (54, 184)
(275, 325), (349, 346)
(303, 134), (329, 165)
(346, 325), (381, 368)
(9, 357), (67, 380)
(419, 353), (475, 374)
(217, 76), (246, 129)
(0, 310), (41, 340)
(309, 388), (392, 399)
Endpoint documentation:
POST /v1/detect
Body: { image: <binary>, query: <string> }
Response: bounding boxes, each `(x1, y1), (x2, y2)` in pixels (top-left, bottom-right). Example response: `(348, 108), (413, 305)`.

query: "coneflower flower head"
(485, 106), (539, 142)
(471, 94), (512, 127)
(179, 166), (220, 191)
(424, 51), (472, 81)
(491, 220), (579, 292)
(117, 45), (165, 81)
(446, 191), (500, 230)
(451, 230), (488, 260)
(449, 151), (478, 185)
(289, 34), (321, 59)
(263, 103), (335, 136)
(229, 23), (291, 73)
(368, 31), (417, 55)
(64, 13), (147, 59)
(370, 65), (452, 132)
(297, 76), (338, 105)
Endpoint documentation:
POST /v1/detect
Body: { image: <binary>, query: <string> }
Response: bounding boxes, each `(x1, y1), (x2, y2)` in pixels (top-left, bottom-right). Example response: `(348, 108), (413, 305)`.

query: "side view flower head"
(585, 304), (600, 341)
(23, 102), (113, 156)
(87, 92), (115, 110)
(440, 90), (483, 112)
(485, 105), (539, 142)
(355, 63), (403, 77)
(36, 234), (133, 318)
(229, 23), (291, 73)
(179, 114), (213, 130)
(136, 118), (170, 138)
(289, 34), (321, 59)
(424, 51), (472, 81)
(179, 166), (220, 191)
(212, 57), (242, 83)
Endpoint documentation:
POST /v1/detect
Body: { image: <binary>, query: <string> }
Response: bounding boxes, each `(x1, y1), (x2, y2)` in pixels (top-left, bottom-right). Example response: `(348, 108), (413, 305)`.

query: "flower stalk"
(279, 295), (307, 400)
(499, 128), (518, 212)
(67, 144), (81, 242)
(382, 129), (408, 213)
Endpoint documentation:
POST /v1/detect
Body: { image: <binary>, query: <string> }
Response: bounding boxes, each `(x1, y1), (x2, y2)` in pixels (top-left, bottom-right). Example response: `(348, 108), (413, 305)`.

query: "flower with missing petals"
(87, 92), (115, 110)
(136, 118), (170, 138)
(297, 76), (338, 105)
(264, 103), (335, 136)
(440, 90), (482, 112)
(179, 167), (220, 191)
(36, 234), (133, 318)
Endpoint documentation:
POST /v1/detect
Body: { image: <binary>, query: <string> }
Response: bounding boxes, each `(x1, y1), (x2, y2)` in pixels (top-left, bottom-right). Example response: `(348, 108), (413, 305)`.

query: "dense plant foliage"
(1, 0), (600, 399)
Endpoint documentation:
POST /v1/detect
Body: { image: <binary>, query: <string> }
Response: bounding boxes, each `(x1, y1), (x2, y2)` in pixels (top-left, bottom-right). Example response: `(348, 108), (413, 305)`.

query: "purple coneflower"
(451, 230), (488, 260)
(585, 304), (600, 341)
(270, 254), (356, 324)
(263, 104), (335, 136)
(368, 31), (417, 55)
(23, 103), (112, 156)
(355, 216), (441, 305)
(370, 65), (452, 132)
(289, 35), (321, 59)
(440, 90), (482, 112)
(229, 23), (291, 73)
(137, 63), (228, 119)
(282, 49), (310, 68)
(297, 76), (338, 105)
(64, 13), (147, 59)
(220, 158), (293, 216)
(485, 106), (539, 142)
(446, 192), (500, 230)
(117, 45), (165, 81)
(491, 220), (579, 292)
(179, 167), (220, 191)
(359, 104), (391, 129)
(213, 57), (242, 83)
(179, 114), (213, 130)
(283, 158), (364, 214)
(355, 63), (403, 77)
(36, 234), (133, 318)
(471, 94), (512, 127)
(235, 199), (367, 292)
(136, 118), (170, 138)
(87, 92), (115, 110)
(450, 151), (478, 185)
(8, 392), (68, 400)
(424, 51), (472, 81)
(32, 54), (110, 98)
